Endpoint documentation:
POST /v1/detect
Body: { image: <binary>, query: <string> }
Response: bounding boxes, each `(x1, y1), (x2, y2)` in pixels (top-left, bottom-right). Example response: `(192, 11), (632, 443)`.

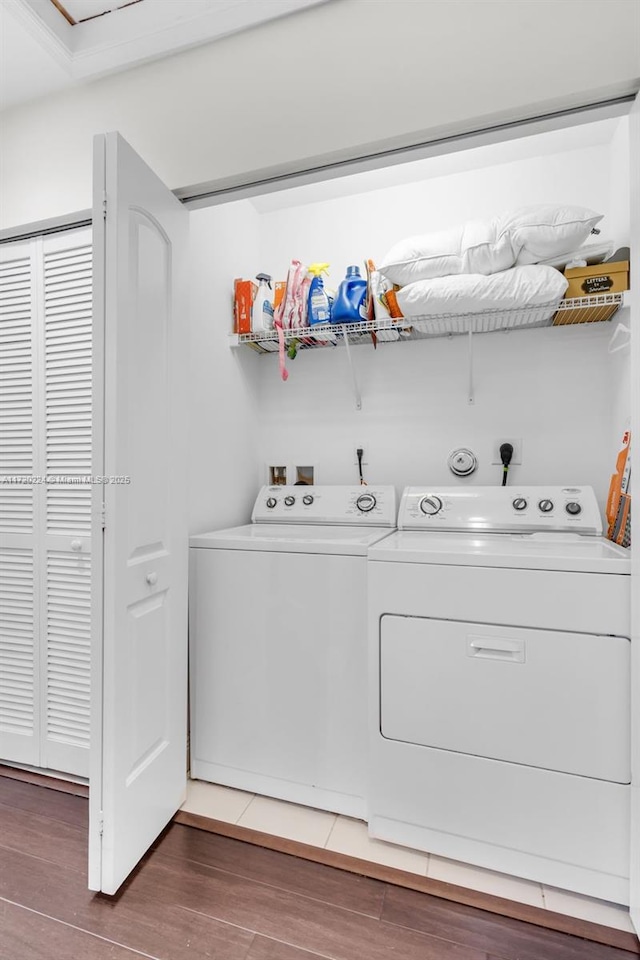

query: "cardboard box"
(233, 279), (257, 334)
(553, 260), (629, 325)
(564, 260), (629, 298)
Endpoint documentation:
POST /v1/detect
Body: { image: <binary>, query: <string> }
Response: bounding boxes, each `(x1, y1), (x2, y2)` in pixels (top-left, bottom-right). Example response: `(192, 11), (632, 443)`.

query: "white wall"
(256, 143), (615, 290)
(252, 325), (616, 506)
(229, 131), (631, 512)
(1, 0), (639, 229)
(608, 303), (632, 470)
(598, 119), (631, 472)
(608, 117), (632, 248)
(187, 200), (262, 533)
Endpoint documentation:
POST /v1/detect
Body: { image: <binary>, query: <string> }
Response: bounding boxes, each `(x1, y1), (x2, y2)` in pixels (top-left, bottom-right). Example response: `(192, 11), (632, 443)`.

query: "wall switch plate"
(491, 439), (522, 466)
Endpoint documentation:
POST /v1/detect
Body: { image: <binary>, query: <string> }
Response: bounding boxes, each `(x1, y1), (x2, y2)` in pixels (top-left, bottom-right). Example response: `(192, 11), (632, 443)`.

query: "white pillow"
(379, 218), (514, 285)
(396, 265), (568, 317)
(499, 205), (603, 265)
(379, 205), (604, 285)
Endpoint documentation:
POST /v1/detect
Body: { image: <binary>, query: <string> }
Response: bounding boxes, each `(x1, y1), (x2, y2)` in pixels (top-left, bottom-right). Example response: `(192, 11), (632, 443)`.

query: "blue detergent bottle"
(331, 265), (368, 323)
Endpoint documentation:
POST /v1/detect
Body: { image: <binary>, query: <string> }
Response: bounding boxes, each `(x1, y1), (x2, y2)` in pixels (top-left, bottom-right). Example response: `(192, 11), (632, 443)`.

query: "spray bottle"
(253, 273), (275, 332)
(307, 262), (332, 325)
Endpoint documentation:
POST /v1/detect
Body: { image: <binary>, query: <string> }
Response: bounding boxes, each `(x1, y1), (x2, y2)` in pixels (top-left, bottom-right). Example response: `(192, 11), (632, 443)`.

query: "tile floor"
(181, 779), (635, 935)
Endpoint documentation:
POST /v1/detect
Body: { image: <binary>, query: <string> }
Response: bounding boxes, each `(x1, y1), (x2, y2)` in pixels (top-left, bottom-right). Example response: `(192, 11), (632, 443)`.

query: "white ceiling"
(0, 0), (329, 112)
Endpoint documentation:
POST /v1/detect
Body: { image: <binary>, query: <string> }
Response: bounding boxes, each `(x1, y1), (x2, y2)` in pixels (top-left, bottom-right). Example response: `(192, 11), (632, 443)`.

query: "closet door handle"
(146, 572), (158, 586)
(71, 539), (82, 551)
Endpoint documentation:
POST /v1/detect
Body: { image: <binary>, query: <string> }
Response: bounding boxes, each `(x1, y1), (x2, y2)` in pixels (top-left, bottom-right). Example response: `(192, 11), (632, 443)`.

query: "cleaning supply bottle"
(252, 273), (274, 332)
(331, 265), (368, 323)
(307, 262), (331, 325)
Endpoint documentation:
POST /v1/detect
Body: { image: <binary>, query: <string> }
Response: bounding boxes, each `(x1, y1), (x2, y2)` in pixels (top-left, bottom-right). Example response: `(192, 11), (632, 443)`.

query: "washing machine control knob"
(566, 501), (582, 516)
(356, 493), (376, 513)
(538, 499), (554, 513)
(419, 495), (443, 516)
(512, 498), (528, 511)
(284, 496), (295, 506)
(266, 497), (277, 509)
(302, 494), (314, 506)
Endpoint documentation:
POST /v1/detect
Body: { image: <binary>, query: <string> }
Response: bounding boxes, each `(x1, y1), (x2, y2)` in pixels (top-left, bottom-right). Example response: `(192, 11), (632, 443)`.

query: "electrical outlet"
(354, 445), (369, 466)
(491, 439), (523, 466)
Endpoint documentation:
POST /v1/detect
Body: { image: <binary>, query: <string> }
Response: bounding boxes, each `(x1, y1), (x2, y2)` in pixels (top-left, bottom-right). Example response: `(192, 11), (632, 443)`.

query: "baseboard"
(174, 809), (640, 957)
(0, 764), (89, 798)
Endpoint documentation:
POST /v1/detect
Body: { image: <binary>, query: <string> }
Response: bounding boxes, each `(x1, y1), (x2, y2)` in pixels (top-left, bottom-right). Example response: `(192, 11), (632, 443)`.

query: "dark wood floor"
(0, 774), (635, 960)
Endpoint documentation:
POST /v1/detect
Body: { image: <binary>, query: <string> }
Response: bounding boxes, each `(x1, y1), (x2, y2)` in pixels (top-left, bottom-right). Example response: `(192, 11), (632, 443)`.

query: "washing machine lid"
(190, 523), (395, 556)
(368, 530), (630, 573)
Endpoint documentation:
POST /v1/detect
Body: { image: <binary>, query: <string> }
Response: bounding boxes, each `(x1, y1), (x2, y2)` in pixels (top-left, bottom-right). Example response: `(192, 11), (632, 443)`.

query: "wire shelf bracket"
(342, 325), (362, 411)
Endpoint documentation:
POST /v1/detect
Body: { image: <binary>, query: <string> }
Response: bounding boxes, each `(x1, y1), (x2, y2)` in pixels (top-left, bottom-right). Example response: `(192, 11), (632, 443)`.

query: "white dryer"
(190, 485), (396, 818)
(367, 486), (630, 903)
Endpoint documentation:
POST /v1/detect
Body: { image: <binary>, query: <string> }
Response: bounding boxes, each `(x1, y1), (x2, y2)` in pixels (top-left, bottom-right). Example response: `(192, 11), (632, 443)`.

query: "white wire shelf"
(230, 293), (625, 353)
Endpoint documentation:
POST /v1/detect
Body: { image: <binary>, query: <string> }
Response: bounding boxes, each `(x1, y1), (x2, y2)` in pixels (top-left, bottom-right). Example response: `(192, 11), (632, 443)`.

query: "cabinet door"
(89, 132), (189, 895)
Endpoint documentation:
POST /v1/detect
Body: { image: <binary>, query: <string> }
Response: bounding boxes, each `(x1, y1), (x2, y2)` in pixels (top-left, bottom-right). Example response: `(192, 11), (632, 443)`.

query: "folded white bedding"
(379, 219), (514, 286)
(380, 205), (603, 285)
(501, 205), (603, 265)
(396, 264), (569, 318)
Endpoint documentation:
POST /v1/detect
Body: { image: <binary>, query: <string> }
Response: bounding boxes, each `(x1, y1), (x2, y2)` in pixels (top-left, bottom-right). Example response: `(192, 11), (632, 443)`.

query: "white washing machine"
(190, 484), (396, 818)
(367, 486), (631, 903)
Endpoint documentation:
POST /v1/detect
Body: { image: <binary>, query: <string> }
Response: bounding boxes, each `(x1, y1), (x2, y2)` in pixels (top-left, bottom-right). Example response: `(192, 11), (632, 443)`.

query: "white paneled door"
(0, 228), (92, 777)
(89, 133), (189, 895)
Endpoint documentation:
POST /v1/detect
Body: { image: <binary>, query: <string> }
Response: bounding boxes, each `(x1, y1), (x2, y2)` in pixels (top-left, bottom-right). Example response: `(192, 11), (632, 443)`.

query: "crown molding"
(7, 0), (330, 82)
(7, 0), (74, 71)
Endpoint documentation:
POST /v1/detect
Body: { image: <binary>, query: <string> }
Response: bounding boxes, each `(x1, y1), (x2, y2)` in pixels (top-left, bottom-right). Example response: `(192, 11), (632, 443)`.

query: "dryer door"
(380, 615), (630, 783)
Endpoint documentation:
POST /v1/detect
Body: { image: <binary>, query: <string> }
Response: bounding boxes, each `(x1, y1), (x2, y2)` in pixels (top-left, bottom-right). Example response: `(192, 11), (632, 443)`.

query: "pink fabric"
(274, 317), (289, 381)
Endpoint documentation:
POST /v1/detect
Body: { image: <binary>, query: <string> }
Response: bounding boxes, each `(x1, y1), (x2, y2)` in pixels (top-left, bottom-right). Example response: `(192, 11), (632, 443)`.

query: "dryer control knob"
(356, 493), (376, 513)
(566, 501), (582, 515)
(302, 494), (314, 506)
(284, 496), (295, 506)
(538, 499), (554, 513)
(512, 498), (528, 511)
(419, 495), (443, 516)
(266, 497), (277, 509)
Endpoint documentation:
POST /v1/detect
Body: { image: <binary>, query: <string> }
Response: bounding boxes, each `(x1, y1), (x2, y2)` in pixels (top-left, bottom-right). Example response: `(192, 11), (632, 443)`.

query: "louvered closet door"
(0, 240), (39, 766)
(40, 229), (92, 777)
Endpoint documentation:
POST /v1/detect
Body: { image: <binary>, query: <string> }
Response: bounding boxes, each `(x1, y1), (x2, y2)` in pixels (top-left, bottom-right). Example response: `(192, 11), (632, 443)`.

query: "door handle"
(145, 572), (158, 586)
(71, 539), (83, 551)
(467, 635), (525, 663)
